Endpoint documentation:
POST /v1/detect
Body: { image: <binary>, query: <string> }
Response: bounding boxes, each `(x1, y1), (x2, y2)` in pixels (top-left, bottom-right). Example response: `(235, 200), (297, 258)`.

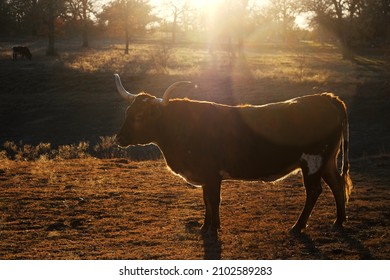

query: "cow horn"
(114, 74), (137, 102)
(162, 81), (192, 105)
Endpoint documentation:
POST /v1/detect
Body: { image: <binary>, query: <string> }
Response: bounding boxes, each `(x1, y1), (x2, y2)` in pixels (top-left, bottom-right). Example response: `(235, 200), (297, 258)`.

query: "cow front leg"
(201, 181), (221, 235)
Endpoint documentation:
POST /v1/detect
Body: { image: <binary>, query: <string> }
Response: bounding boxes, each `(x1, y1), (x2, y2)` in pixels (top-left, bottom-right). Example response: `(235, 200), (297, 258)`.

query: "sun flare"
(165, 0), (269, 11)
(98, 0), (270, 14)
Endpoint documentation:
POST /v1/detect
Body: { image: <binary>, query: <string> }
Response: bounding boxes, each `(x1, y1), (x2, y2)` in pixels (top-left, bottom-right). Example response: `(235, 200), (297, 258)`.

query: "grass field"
(0, 37), (389, 259)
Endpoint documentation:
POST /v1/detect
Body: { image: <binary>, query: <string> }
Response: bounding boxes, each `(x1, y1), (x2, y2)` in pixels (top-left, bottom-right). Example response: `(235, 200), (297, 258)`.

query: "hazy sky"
(96, 0), (309, 29)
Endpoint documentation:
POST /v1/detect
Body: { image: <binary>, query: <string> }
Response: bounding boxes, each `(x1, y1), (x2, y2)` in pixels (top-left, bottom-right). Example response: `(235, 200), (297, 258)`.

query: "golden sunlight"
(98, 0), (271, 24)
(138, 0), (269, 14)
(165, 0), (270, 11)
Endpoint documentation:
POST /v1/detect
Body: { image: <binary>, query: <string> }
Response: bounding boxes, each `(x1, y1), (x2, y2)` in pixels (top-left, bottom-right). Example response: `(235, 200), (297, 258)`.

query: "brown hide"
(239, 93), (343, 147)
(153, 93), (345, 184)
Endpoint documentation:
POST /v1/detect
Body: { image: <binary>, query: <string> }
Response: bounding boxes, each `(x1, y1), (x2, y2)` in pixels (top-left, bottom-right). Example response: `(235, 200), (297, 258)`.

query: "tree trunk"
(124, 0), (129, 54)
(46, 1), (57, 56)
(172, 13), (177, 44)
(125, 26), (129, 54)
(31, 0), (39, 36)
(82, 0), (89, 48)
(82, 29), (89, 48)
(331, 0), (354, 60)
(337, 20), (354, 60)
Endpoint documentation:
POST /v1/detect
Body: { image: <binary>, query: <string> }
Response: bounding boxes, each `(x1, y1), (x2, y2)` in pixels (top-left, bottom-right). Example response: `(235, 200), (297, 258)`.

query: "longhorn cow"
(114, 74), (353, 235)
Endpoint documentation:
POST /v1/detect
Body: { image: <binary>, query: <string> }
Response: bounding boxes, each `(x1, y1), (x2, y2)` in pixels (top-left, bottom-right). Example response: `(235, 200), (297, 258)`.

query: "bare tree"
(267, 0), (300, 42)
(98, 0), (154, 54)
(81, 0), (90, 47)
(46, 0), (57, 55)
(123, 0), (130, 54)
(40, 0), (66, 56)
(0, 0), (41, 35)
(205, 0), (250, 57)
(301, 0), (362, 59)
(123, 0), (152, 53)
(165, 0), (191, 43)
(66, 0), (97, 47)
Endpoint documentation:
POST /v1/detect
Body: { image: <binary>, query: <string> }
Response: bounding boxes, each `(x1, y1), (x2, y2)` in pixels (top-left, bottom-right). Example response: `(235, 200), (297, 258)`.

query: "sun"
(186, 0), (270, 11)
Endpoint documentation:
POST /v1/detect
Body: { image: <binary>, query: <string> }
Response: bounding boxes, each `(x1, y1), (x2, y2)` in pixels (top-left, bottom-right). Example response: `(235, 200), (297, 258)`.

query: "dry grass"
(0, 39), (370, 83)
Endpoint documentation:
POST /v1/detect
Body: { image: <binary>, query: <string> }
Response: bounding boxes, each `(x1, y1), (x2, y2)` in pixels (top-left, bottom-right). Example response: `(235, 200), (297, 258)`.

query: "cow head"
(114, 74), (190, 146)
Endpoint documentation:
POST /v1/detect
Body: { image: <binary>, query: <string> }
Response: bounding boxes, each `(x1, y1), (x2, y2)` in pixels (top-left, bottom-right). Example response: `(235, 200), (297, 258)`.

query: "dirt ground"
(0, 39), (389, 259)
(0, 156), (389, 260)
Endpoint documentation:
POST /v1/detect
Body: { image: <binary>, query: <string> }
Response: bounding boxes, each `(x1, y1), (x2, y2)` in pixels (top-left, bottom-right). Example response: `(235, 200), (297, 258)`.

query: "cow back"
(238, 93), (344, 147)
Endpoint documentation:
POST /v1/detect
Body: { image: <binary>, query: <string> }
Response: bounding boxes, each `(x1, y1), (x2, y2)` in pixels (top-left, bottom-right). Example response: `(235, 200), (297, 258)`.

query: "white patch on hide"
(300, 153), (323, 175)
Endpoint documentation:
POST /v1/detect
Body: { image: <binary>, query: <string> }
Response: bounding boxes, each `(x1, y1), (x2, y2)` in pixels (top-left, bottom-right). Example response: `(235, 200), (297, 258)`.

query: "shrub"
(93, 136), (120, 159)
(151, 43), (173, 74)
(56, 142), (90, 160)
(2, 141), (51, 160)
(0, 137), (162, 161)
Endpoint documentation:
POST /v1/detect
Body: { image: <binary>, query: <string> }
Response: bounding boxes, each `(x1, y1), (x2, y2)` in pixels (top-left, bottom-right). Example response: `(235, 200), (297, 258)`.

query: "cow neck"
(153, 102), (170, 150)
(154, 101), (184, 155)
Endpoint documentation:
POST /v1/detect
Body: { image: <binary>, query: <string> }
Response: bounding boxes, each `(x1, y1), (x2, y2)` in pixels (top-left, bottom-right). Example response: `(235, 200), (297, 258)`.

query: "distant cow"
(113, 74), (353, 235)
(12, 46), (32, 60)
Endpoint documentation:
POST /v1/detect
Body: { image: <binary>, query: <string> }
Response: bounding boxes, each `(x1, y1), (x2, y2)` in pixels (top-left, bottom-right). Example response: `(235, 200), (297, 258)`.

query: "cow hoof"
(289, 226), (303, 236)
(332, 221), (345, 231)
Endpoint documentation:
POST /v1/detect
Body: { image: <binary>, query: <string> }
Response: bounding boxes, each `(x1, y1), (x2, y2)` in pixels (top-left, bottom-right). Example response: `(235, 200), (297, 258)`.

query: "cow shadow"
(291, 232), (328, 259)
(200, 228), (372, 260)
(336, 227), (373, 259)
(202, 232), (222, 260)
(292, 227), (373, 259)
(186, 223), (372, 260)
(185, 220), (222, 259)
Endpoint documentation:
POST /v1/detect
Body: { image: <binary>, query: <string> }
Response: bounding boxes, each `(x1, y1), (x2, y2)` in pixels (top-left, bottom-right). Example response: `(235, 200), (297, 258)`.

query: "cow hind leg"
(201, 181), (221, 235)
(322, 160), (347, 228)
(291, 171), (322, 234)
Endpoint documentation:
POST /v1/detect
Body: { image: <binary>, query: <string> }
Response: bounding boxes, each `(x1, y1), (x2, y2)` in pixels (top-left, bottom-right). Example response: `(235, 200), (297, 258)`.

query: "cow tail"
(341, 101), (353, 204)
